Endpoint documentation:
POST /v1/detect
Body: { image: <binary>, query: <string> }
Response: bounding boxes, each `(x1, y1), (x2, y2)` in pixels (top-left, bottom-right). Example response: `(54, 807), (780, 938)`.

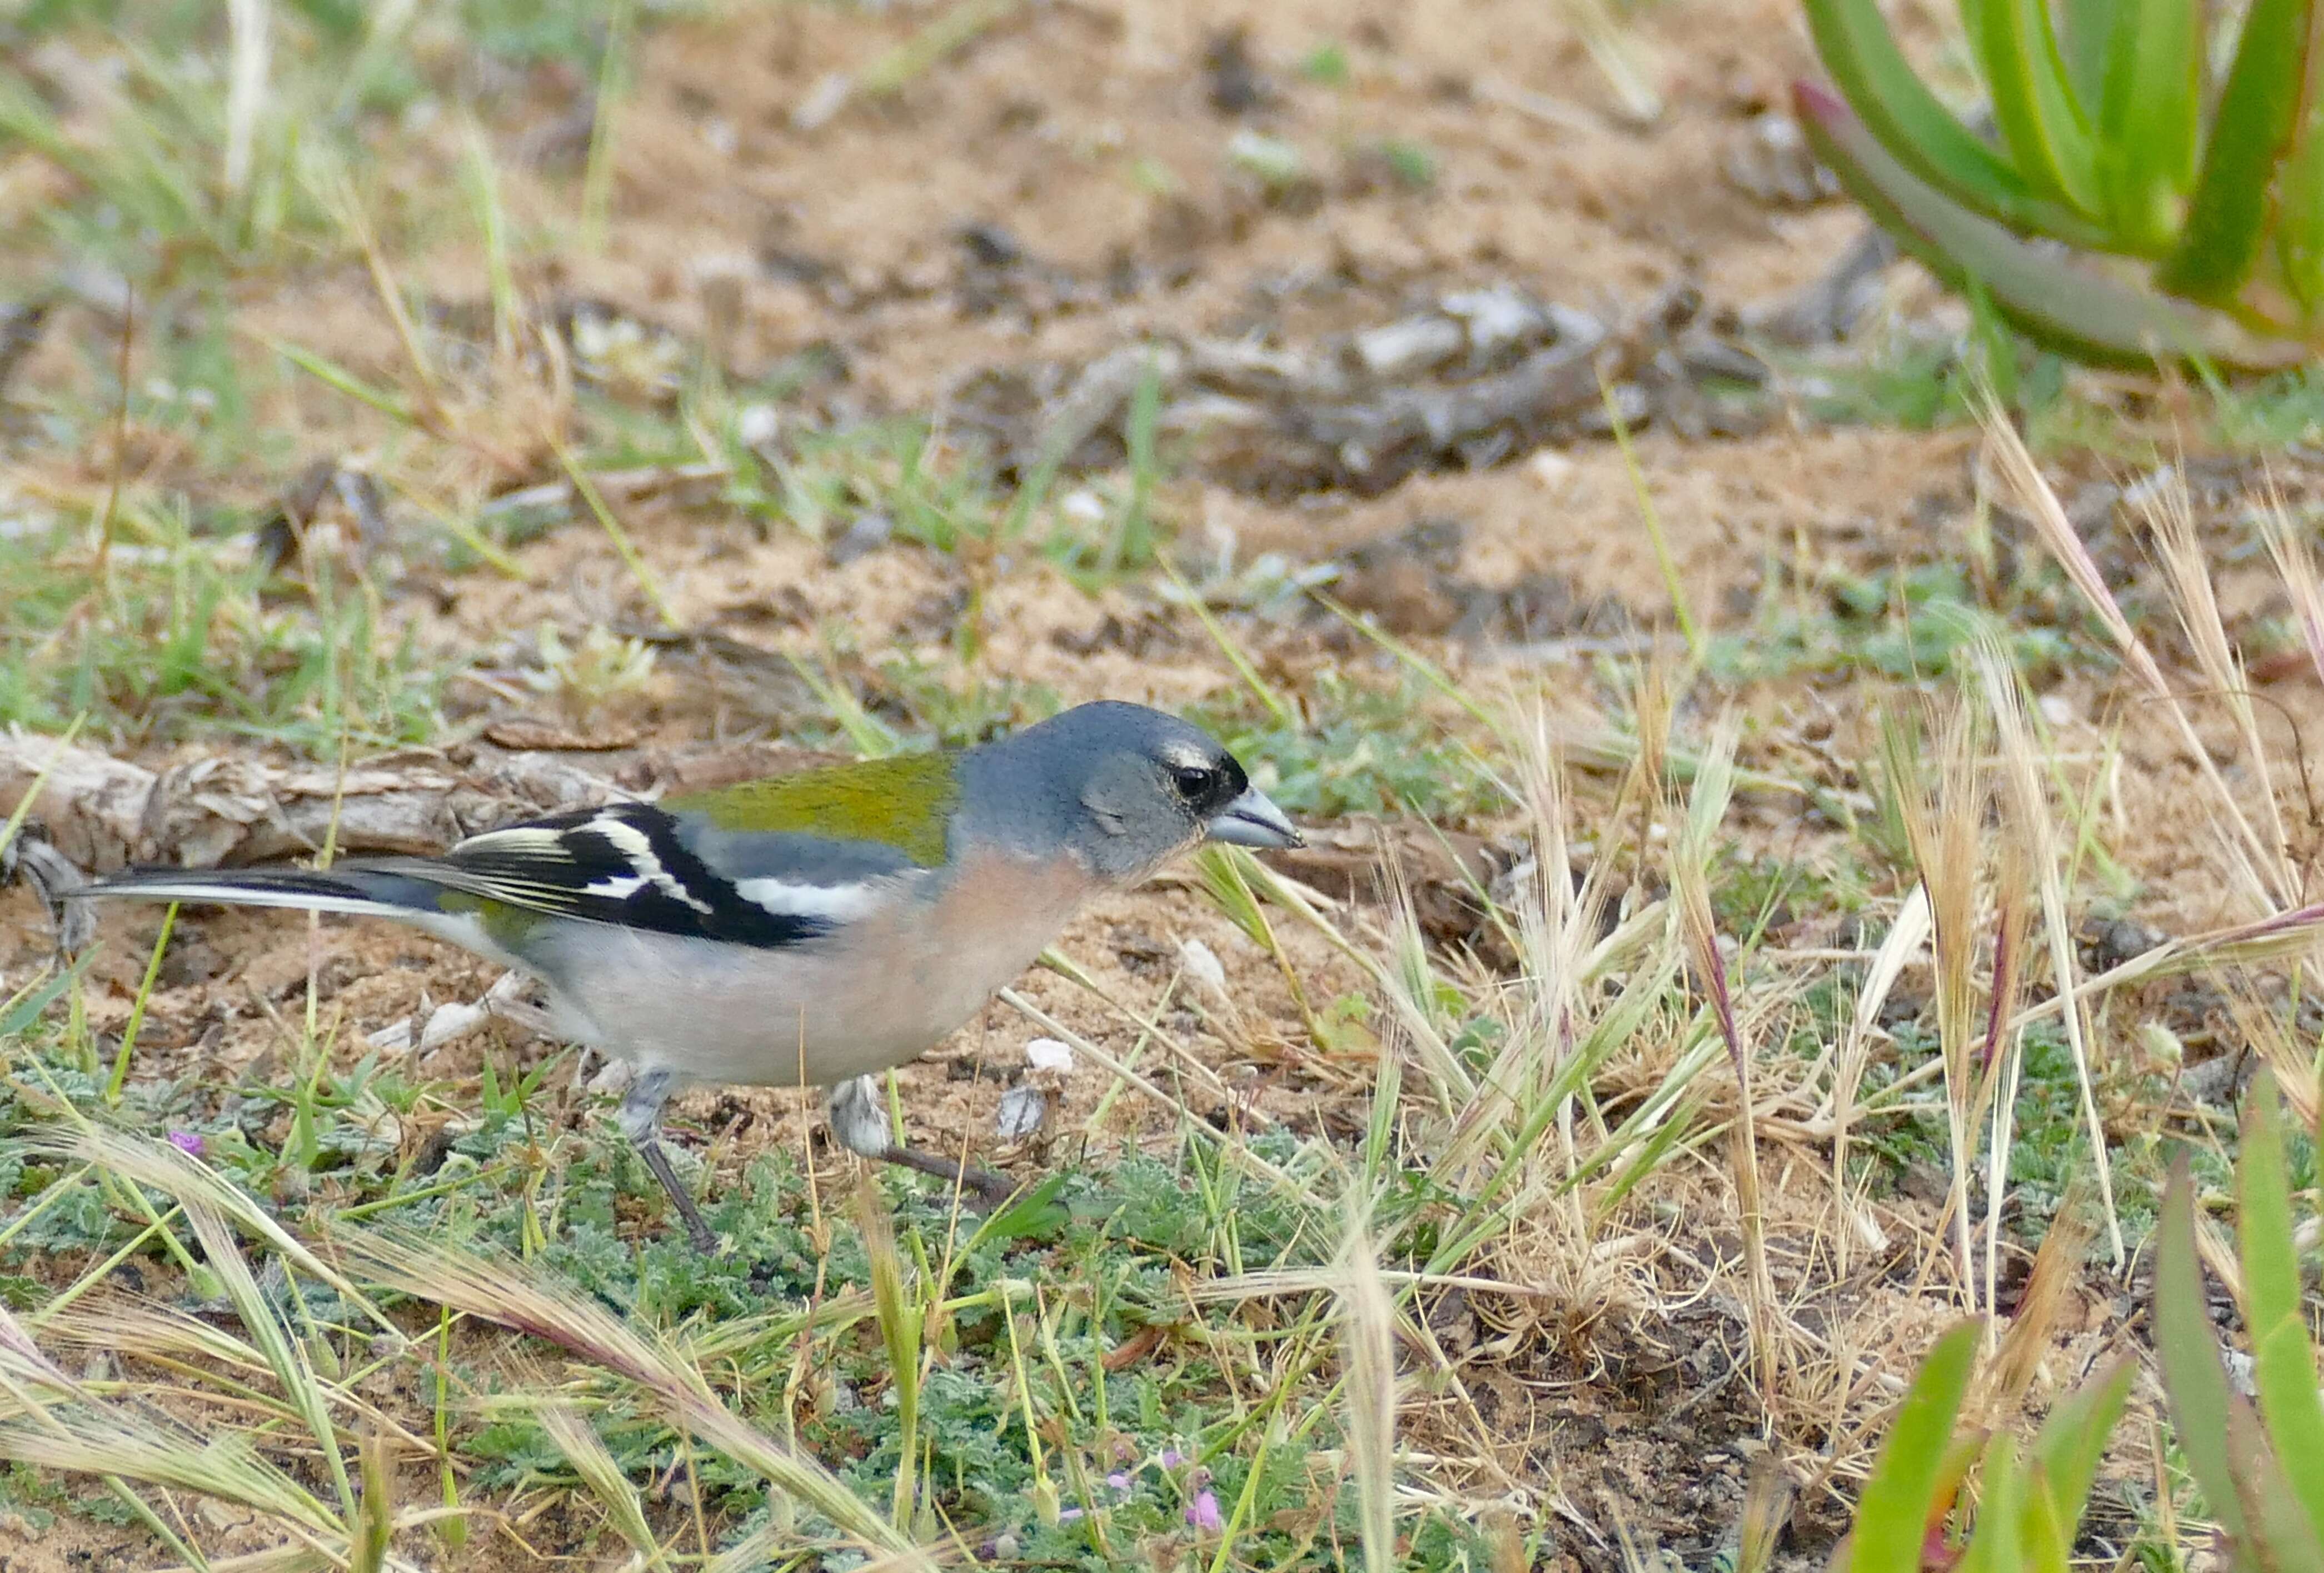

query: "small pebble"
(1179, 938), (1228, 993)
(995, 1085), (1048, 1140)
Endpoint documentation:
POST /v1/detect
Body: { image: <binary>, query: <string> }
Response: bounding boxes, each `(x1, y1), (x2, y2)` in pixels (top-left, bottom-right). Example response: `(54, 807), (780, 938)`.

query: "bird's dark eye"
(1172, 764), (1218, 802)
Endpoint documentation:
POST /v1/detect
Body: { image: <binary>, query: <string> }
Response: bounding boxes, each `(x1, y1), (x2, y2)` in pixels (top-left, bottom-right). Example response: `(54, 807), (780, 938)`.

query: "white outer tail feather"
(71, 878), (412, 921)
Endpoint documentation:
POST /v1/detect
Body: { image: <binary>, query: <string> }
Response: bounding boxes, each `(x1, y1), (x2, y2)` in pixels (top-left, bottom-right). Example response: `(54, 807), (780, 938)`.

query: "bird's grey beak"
(1205, 786), (1304, 850)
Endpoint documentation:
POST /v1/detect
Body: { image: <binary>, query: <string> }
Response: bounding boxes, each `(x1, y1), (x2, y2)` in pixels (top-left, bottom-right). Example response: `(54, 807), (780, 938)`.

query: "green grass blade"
(2236, 1070), (2324, 1550)
(1802, 0), (2111, 243)
(0, 963), (89, 1042)
(1963, 0), (2101, 214)
(2094, 0), (2200, 252)
(2155, 0), (2313, 302)
(2152, 1157), (2252, 1549)
(253, 332), (418, 425)
(0, 713), (88, 864)
(107, 902), (178, 1103)
(1793, 82), (2307, 368)
(1848, 1320), (1982, 1573)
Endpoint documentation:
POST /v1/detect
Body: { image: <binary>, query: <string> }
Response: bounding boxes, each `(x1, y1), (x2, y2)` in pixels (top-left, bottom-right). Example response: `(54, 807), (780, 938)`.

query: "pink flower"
(166, 1131), (205, 1157)
(1106, 1471), (1130, 1494)
(1186, 1490), (1223, 1533)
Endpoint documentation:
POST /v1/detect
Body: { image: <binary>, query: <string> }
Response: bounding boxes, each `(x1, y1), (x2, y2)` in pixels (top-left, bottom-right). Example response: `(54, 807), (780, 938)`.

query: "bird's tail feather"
(69, 862), (452, 921)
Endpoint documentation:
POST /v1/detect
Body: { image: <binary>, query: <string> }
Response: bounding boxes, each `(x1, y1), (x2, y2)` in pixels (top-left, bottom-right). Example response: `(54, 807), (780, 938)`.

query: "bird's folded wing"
(436, 798), (926, 948)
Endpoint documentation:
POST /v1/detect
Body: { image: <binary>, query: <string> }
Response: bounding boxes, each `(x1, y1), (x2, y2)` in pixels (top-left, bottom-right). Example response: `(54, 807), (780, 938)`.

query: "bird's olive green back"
(665, 752), (961, 866)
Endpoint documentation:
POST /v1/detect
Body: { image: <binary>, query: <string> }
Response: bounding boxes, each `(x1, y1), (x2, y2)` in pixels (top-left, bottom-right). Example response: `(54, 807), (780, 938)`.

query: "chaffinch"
(71, 701), (1301, 1251)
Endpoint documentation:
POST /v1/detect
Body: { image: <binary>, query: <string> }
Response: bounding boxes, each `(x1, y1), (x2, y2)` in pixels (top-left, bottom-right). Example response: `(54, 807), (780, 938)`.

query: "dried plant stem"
(1602, 376), (1700, 662)
(1830, 885), (1931, 1275)
(1983, 409), (2293, 910)
(1977, 637), (2124, 1264)
(1882, 699), (1988, 1309)
(1672, 716), (1779, 1401)
(1338, 1208), (1398, 1573)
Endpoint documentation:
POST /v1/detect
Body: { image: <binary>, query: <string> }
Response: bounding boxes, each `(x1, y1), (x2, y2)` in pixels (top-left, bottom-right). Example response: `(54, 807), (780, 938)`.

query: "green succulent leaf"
(1961, 0), (2101, 214)
(2153, 1156), (2252, 1551)
(1847, 1320), (1981, 1573)
(2018, 1457), (2076, 1573)
(2029, 1356), (2134, 1533)
(2237, 1070), (2324, 1551)
(2156, 0), (2314, 301)
(1956, 1434), (2023, 1573)
(2094, 0), (2201, 252)
(2275, 97), (2324, 311)
(1802, 0), (2109, 244)
(1793, 82), (2311, 368)
(2057, 0), (2113, 115)
(2226, 1395), (2324, 1573)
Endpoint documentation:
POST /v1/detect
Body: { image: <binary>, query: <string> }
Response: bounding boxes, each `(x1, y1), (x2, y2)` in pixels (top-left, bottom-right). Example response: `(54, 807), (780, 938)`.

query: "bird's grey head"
(960, 701), (1302, 883)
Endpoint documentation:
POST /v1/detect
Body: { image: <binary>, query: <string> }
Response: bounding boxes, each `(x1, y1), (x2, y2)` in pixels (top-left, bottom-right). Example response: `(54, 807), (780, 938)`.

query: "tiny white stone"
(1528, 450), (1575, 489)
(791, 71), (852, 133)
(2036, 692), (2078, 727)
(737, 403), (781, 448)
(995, 1085), (1048, 1140)
(1061, 487), (1108, 525)
(1179, 937), (1228, 994)
(1025, 1037), (1074, 1075)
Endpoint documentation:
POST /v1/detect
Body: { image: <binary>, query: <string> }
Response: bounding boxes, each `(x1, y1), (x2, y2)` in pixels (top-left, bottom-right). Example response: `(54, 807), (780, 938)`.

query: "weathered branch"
(0, 730), (836, 874)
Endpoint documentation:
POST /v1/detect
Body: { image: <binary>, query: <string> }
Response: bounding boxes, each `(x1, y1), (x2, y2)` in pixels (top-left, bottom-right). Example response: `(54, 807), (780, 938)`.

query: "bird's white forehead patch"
(1156, 741), (1214, 770)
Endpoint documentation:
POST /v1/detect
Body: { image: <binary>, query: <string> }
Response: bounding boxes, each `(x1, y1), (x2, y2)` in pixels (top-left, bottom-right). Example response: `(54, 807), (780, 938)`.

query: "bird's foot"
(826, 1073), (1015, 1208)
(634, 1134), (722, 1255)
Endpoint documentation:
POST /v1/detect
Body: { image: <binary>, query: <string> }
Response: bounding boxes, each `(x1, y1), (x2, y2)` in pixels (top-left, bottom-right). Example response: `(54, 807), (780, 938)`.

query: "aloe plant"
(1827, 1321), (2135, 1573)
(1830, 1070), (2322, 1572)
(2152, 1072), (2324, 1572)
(1797, 0), (2323, 366)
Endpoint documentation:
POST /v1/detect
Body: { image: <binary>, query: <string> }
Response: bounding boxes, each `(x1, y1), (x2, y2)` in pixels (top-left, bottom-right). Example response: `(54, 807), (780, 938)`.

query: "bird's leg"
(619, 1068), (721, 1255)
(826, 1073), (1015, 1206)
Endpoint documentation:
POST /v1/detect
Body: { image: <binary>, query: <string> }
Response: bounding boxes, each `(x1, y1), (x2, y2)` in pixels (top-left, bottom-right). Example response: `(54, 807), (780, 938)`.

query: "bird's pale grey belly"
(519, 852), (1095, 1087)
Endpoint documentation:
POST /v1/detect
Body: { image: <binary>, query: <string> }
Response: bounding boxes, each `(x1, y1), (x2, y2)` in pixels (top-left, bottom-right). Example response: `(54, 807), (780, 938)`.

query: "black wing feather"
(441, 803), (828, 948)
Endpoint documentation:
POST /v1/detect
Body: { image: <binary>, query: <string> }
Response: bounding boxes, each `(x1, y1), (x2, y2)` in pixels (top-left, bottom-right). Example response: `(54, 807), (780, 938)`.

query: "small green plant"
(1798, 0), (2324, 365)
(1832, 1069), (2324, 1573)
(523, 622), (659, 726)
